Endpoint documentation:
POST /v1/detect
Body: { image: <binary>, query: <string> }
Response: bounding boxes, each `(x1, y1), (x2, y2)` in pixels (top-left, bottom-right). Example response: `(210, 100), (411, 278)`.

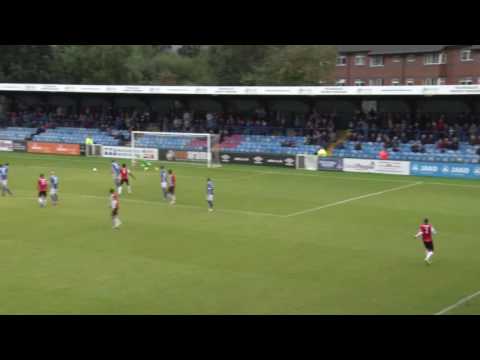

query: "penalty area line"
(284, 182), (423, 218)
(12, 192), (282, 218)
(435, 290), (480, 315)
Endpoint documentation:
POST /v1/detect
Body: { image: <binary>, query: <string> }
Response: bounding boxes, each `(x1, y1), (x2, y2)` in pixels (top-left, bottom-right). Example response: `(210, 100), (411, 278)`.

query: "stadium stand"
(2, 105), (480, 162)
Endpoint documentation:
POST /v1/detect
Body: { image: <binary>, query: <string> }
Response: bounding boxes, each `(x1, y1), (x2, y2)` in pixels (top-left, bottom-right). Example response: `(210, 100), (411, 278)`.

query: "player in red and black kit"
(38, 174), (48, 208)
(168, 169), (176, 205)
(118, 164), (134, 195)
(415, 218), (438, 265)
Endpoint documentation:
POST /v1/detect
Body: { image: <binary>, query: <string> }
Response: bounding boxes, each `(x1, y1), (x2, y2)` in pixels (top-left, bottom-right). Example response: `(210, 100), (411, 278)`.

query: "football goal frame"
(131, 131), (222, 168)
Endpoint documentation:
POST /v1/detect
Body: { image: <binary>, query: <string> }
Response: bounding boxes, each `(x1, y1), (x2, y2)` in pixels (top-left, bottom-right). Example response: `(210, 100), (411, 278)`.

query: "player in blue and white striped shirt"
(112, 161), (121, 187)
(160, 166), (168, 200)
(206, 178), (214, 212)
(0, 163), (13, 196)
(50, 171), (59, 206)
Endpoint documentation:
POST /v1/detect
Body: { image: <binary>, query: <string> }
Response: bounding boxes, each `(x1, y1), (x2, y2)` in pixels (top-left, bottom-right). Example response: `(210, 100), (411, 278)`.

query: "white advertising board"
(343, 159), (411, 176)
(102, 146), (159, 161)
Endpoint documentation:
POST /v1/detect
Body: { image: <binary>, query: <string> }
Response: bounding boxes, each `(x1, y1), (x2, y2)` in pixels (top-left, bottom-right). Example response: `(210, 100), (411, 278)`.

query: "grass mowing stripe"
(284, 182), (423, 218)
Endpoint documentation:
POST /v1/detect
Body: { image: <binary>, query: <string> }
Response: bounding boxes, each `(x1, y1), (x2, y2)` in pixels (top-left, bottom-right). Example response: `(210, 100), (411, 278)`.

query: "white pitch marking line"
(284, 182), (423, 218)
(435, 290), (480, 315)
(427, 182), (480, 189)
(11, 192), (282, 218)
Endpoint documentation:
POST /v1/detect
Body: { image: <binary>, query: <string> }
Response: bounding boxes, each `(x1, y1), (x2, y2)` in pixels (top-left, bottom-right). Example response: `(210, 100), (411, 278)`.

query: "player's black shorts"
(38, 191), (47, 198)
(112, 208), (119, 217)
(120, 179), (129, 186)
(423, 241), (434, 252)
(169, 186), (175, 195)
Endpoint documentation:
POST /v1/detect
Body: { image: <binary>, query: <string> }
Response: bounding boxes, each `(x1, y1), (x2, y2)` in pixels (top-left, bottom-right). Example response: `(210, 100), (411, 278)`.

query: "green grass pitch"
(0, 152), (479, 315)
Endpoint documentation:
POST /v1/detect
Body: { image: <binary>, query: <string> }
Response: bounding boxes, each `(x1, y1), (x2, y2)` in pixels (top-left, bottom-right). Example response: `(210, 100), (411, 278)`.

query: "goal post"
(85, 144), (103, 157)
(296, 154), (319, 171)
(131, 131), (222, 168)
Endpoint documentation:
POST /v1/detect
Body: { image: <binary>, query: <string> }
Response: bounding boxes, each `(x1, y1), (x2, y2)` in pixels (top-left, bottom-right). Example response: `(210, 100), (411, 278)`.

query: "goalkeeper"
(139, 160), (153, 171)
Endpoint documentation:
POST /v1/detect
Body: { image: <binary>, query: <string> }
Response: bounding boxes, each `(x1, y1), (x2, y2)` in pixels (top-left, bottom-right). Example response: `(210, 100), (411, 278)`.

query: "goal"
(296, 154), (319, 171)
(131, 131), (222, 168)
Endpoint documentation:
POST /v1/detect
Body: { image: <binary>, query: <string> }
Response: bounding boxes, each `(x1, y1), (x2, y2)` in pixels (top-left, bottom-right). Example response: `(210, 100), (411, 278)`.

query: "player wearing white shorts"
(0, 163), (13, 196)
(160, 166), (168, 200)
(49, 171), (59, 206)
(112, 161), (121, 187)
(206, 178), (214, 212)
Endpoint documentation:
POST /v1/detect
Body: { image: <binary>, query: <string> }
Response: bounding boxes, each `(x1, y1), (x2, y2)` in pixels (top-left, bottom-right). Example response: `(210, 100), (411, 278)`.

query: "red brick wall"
(445, 48), (480, 84)
(335, 48), (480, 85)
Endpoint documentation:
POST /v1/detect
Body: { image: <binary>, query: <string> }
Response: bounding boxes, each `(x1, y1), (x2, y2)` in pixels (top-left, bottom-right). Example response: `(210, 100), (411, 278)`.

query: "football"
(92, 168), (98, 172)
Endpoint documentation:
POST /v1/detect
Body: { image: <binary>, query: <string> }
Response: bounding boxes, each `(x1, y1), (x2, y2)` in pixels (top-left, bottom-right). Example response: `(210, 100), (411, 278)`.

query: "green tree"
(244, 45), (337, 85)
(207, 45), (275, 85)
(0, 45), (56, 82)
(177, 45), (202, 58)
(52, 45), (142, 84)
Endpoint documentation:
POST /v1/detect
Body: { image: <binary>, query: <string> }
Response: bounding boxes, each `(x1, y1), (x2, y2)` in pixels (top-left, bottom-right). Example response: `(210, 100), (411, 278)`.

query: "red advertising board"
(27, 142), (81, 156)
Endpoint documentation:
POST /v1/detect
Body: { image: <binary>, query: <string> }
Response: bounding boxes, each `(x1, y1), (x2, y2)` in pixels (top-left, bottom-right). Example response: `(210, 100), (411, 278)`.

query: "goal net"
(131, 131), (222, 168)
(296, 154), (319, 171)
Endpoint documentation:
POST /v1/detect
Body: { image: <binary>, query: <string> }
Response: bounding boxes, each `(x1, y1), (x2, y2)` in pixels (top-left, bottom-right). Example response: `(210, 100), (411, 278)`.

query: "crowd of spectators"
(345, 110), (480, 153)
(159, 108), (338, 148)
(2, 105), (156, 133)
(1, 103), (337, 140)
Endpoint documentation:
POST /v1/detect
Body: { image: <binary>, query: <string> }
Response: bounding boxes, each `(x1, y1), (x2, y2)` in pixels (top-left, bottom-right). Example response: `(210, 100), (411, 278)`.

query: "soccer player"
(415, 218), (438, 265)
(38, 174), (48, 208)
(168, 169), (176, 205)
(112, 160), (121, 187)
(0, 163), (13, 196)
(160, 166), (168, 200)
(110, 188), (122, 229)
(206, 178), (214, 212)
(118, 164), (134, 195)
(49, 171), (59, 206)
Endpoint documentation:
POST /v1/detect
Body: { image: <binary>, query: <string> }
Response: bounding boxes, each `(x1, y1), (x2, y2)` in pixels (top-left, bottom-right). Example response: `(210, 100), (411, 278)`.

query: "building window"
(370, 56), (384, 67)
(461, 49), (473, 62)
(391, 79), (401, 86)
(355, 55), (366, 66)
(336, 56), (347, 66)
(392, 56), (402, 63)
(425, 78), (446, 85)
(369, 78), (383, 86)
(424, 53), (447, 65)
(406, 79), (415, 85)
(407, 55), (416, 63)
(459, 78), (473, 85)
(336, 79), (347, 86)
(354, 79), (366, 86)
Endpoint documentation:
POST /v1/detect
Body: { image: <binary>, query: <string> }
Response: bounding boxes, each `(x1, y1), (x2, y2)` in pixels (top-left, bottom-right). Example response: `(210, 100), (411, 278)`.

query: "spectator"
(379, 148), (389, 160)
(317, 147), (328, 157)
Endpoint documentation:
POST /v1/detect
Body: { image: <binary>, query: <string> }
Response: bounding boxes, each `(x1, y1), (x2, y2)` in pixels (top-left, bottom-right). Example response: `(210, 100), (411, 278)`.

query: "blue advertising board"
(410, 161), (480, 180)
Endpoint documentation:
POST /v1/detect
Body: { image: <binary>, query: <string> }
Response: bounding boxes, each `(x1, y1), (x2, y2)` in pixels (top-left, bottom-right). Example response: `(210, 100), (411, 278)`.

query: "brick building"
(335, 45), (480, 86)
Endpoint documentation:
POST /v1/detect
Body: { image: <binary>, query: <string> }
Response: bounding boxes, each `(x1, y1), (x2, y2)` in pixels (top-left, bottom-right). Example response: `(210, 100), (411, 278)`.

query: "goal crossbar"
(131, 131), (221, 168)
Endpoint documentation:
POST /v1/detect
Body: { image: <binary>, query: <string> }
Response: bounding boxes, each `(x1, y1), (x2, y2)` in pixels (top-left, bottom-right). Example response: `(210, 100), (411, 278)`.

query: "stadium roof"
(337, 45), (480, 55)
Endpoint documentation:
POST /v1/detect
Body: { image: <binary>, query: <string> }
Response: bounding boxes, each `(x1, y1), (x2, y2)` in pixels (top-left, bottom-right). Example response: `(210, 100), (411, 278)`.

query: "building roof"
(337, 45), (480, 55)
